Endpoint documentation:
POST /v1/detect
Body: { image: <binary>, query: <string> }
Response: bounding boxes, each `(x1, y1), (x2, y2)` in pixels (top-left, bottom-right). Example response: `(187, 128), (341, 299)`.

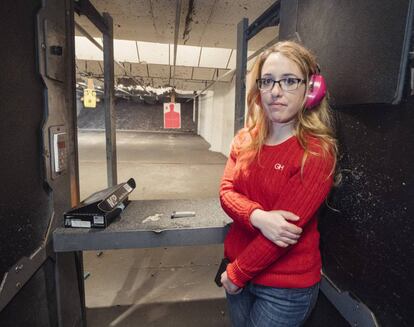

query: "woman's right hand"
(250, 209), (302, 247)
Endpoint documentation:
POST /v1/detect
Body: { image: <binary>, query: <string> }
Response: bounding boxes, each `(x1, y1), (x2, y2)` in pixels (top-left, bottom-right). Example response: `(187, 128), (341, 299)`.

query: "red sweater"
(220, 131), (334, 288)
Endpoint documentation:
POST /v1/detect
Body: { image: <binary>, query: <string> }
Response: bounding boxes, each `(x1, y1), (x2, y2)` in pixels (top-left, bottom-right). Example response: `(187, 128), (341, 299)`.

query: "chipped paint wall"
(78, 0), (278, 50)
(318, 102), (414, 327)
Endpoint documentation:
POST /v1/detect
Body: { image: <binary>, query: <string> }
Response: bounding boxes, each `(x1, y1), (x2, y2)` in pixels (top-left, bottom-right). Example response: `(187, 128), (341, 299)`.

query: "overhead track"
(74, 0), (109, 35)
(192, 36), (279, 100)
(75, 21), (151, 95)
(234, 0), (281, 133)
(171, 0), (183, 88)
(246, 0), (281, 40)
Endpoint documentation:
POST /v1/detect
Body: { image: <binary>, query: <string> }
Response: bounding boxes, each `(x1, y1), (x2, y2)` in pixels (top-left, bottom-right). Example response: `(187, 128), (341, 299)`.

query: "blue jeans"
(226, 283), (319, 327)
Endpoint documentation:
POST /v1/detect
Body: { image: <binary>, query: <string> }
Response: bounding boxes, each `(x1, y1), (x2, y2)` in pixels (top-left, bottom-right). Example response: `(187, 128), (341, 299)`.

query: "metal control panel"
(49, 126), (67, 179)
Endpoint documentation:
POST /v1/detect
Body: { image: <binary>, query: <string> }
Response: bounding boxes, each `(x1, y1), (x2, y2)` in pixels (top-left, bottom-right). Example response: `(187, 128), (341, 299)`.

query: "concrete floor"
(78, 130), (231, 326)
(78, 130), (227, 200)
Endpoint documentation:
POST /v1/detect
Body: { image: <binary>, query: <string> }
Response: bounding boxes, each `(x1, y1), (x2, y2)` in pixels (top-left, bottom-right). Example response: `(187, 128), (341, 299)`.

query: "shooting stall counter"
(54, 198), (231, 252)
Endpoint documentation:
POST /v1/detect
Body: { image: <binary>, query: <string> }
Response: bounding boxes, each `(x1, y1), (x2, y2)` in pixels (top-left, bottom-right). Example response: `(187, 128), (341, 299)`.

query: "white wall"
(198, 90), (214, 146)
(198, 80), (236, 157)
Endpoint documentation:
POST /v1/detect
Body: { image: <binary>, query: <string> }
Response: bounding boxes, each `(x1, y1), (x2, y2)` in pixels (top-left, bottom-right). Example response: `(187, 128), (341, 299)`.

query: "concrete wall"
(197, 81), (236, 157)
(77, 98), (196, 133)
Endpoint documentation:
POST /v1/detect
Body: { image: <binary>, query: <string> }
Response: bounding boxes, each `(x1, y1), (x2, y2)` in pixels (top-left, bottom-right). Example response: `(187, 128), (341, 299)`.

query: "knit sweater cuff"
(245, 203), (264, 231)
(226, 260), (252, 288)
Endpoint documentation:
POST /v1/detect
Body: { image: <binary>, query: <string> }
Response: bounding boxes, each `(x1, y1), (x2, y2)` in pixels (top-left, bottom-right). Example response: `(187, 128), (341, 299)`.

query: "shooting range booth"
(0, 0), (413, 326)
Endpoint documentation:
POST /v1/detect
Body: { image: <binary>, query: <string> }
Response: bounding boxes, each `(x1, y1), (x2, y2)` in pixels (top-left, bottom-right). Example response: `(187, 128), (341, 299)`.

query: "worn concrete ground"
(78, 130), (231, 326)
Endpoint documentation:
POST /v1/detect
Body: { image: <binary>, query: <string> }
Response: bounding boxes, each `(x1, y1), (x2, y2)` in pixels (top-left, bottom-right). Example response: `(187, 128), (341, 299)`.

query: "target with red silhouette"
(163, 102), (181, 129)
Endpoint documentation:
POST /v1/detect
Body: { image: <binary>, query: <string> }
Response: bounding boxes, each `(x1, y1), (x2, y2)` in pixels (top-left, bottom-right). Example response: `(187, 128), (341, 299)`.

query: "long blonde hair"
(240, 40), (338, 179)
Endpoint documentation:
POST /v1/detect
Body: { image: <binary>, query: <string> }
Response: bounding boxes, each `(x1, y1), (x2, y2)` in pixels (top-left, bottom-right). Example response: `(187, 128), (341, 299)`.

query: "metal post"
(75, 251), (87, 327)
(67, 0), (80, 206)
(171, 0), (182, 88)
(194, 96), (199, 133)
(246, 0), (280, 40)
(103, 13), (117, 187)
(234, 18), (248, 135)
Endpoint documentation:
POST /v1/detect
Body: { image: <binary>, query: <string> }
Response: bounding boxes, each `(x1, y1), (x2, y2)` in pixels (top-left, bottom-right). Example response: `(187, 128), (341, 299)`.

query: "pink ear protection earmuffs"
(304, 69), (327, 109)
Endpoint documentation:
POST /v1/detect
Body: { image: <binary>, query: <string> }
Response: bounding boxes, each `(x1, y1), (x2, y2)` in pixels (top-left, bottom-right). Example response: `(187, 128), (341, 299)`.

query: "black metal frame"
(74, 0), (109, 35)
(320, 273), (379, 327)
(246, 1), (281, 40)
(234, 18), (249, 134)
(0, 1), (85, 325)
(75, 0), (117, 187)
(234, 1), (281, 134)
(102, 13), (118, 187)
(233, 1), (382, 326)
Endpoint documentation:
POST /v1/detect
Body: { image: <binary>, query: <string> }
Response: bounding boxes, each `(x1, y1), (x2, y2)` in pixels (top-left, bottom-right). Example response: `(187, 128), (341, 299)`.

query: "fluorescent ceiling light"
(137, 41), (170, 65)
(75, 36), (103, 60)
(171, 44), (200, 67)
(199, 47), (232, 69)
(113, 39), (139, 62)
(75, 37), (252, 73)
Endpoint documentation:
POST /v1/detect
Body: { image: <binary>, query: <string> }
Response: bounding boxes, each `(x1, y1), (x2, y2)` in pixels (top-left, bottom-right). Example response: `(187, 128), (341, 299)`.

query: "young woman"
(219, 41), (338, 327)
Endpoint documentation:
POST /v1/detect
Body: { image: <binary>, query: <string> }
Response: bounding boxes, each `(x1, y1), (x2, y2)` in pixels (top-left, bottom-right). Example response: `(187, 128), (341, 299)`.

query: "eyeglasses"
(256, 77), (305, 92)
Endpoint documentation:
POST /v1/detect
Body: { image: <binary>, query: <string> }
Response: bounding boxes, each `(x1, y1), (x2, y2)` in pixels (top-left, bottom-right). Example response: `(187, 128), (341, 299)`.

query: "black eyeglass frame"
(256, 77), (306, 91)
